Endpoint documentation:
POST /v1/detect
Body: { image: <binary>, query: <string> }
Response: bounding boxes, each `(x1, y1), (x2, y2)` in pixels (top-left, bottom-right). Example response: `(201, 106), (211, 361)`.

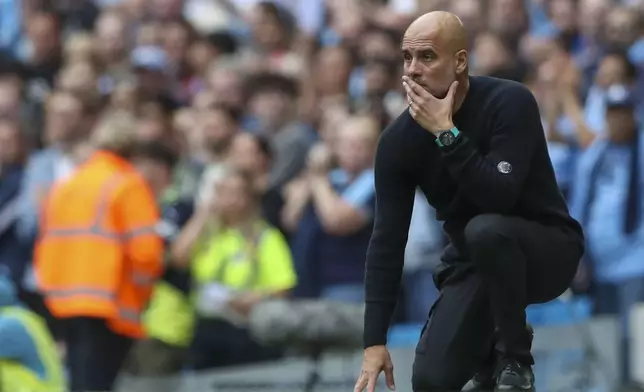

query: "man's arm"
(116, 178), (164, 292)
(364, 130), (415, 348)
(309, 172), (374, 236)
(440, 84), (541, 213)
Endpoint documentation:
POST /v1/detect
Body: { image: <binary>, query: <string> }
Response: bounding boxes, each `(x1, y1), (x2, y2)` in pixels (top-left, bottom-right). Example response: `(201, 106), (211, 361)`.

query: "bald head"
(405, 11), (468, 53)
(401, 11), (469, 99)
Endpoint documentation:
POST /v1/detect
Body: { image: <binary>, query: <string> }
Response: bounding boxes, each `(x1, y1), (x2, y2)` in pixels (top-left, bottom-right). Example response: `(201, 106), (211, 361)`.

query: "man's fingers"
(402, 80), (424, 102)
(445, 80), (459, 102)
(402, 81), (416, 100)
(354, 372), (368, 392)
(366, 372), (379, 392)
(384, 364), (396, 390)
(409, 101), (420, 114)
(402, 76), (428, 97)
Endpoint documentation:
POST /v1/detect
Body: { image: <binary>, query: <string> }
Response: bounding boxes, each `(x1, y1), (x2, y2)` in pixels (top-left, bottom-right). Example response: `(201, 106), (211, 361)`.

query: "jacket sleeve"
(439, 83), (541, 213)
(115, 177), (164, 291)
(363, 129), (416, 348)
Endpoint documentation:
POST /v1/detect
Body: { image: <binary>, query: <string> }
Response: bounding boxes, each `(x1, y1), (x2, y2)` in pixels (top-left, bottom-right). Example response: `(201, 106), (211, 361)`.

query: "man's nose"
(406, 59), (422, 79)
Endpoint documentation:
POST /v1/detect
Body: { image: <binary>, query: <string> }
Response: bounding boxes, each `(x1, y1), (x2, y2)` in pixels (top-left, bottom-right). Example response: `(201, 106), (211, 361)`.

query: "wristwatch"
(435, 127), (460, 148)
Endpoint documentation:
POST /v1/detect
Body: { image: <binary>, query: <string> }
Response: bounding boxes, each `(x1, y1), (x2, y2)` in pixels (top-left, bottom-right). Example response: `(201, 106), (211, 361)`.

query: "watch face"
(439, 131), (456, 146)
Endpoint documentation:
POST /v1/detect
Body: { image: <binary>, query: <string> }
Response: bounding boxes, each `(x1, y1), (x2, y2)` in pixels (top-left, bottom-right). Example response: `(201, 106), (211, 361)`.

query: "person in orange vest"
(34, 113), (176, 392)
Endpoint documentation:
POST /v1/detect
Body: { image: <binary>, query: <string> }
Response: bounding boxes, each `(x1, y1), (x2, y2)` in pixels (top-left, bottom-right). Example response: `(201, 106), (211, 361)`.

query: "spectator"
(35, 113), (166, 392)
(63, 32), (94, 65)
(0, 120), (28, 284)
(205, 57), (245, 110)
(569, 84), (644, 383)
(604, 6), (644, 63)
(128, 143), (191, 384)
(0, 64), (24, 124)
(131, 45), (176, 108)
(246, 72), (315, 190)
(17, 91), (94, 248)
(228, 132), (285, 233)
(171, 166), (296, 370)
(244, 2), (303, 76)
(132, 196), (195, 381)
(190, 105), (241, 206)
(22, 10), (63, 87)
(584, 50), (640, 135)
(285, 115), (378, 301)
(0, 269), (65, 392)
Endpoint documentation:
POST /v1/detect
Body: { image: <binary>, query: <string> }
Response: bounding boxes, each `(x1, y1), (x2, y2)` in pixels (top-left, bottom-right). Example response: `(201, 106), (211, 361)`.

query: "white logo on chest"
(497, 161), (512, 174)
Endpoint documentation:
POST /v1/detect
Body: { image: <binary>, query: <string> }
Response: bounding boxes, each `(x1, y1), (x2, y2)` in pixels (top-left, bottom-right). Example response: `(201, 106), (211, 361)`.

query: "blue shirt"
(315, 169), (375, 286)
(0, 0), (22, 57)
(543, 116), (579, 190)
(586, 146), (631, 260)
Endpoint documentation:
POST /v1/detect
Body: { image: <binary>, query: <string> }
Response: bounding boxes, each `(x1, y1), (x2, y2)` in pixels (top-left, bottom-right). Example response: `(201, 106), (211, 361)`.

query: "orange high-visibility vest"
(35, 151), (164, 339)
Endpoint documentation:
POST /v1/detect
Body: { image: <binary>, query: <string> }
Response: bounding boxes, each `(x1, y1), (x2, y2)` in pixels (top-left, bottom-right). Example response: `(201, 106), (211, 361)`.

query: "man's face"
(199, 109), (236, 154)
(402, 30), (461, 99)
(315, 47), (353, 95)
(595, 55), (630, 88)
(137, 69), (166, 96)
(163, 22), (190, 63)
(605, 9), (639, 50)
(472, 33), (511, 75)
(45, 94), (84, 145)
(549, 0), (577, 34)
(578, 0), (610, 38)
(364, 61), (391, 96)
(207, 69), (243, 109)
(249, 91), (292, 130)
(360, 31), (398, 63)
(0, 79), (21, 119)
(0, 122), (23, 166)
(336, 118), (378, 174)
(27, 14), (60, 62)
(134, 159), (172, 198)
(95, 14), (126, 59)
(450, 0), (485, 35)
(488, 0), (527, 36)
(228, 134), (268, 175)
(137, 118), (167, 142)
(57, 62), (97, 97)
(151, 0), (184, 20)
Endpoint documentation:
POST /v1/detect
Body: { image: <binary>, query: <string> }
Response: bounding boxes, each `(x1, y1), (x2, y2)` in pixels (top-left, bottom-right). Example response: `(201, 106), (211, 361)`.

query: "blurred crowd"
(1, 0), (644, 389)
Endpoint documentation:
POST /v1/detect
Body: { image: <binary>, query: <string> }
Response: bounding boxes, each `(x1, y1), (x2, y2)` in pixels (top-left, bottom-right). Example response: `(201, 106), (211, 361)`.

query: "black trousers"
(187, 317), (283, 371)
(412, 214), (583, 392)
(18, 289), (62, 340)
(61, 317), (134, 392)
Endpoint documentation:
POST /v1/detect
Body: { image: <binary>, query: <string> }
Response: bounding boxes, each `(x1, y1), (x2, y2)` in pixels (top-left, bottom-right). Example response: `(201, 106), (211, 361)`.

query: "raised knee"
(464, 213), (509, 249)
(412, 359), (471, 391)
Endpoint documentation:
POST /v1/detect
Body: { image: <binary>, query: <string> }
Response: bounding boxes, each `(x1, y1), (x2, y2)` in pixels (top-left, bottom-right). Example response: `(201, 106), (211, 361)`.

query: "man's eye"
(403, 54), (412, 61)
(423, 54), (433, 61)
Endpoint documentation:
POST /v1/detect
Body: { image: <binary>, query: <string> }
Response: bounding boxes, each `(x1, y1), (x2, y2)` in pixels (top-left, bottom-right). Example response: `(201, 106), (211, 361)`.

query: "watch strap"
(435, 127), (460, 147)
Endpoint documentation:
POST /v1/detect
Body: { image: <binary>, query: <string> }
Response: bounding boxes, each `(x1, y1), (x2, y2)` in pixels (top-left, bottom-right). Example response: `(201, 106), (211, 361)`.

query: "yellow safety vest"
(0, 307), (65, 392)
(143, 282), (195, 347)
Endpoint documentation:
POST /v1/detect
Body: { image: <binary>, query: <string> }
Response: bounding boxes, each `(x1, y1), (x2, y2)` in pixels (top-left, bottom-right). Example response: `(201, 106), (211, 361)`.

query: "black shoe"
(462, 325), (534, 391)
(494, 360), (535, 391)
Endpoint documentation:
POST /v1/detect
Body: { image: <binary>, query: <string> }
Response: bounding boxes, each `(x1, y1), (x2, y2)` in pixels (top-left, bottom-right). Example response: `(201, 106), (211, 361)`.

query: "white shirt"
(54, 154), (76, 182)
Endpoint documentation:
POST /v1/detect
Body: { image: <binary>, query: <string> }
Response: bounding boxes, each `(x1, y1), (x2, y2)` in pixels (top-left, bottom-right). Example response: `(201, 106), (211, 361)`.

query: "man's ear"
(455, 50), (468, 75)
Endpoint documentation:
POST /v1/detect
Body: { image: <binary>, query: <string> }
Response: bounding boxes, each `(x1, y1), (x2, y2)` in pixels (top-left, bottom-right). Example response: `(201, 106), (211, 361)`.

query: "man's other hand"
(354, 345), (395, 392)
